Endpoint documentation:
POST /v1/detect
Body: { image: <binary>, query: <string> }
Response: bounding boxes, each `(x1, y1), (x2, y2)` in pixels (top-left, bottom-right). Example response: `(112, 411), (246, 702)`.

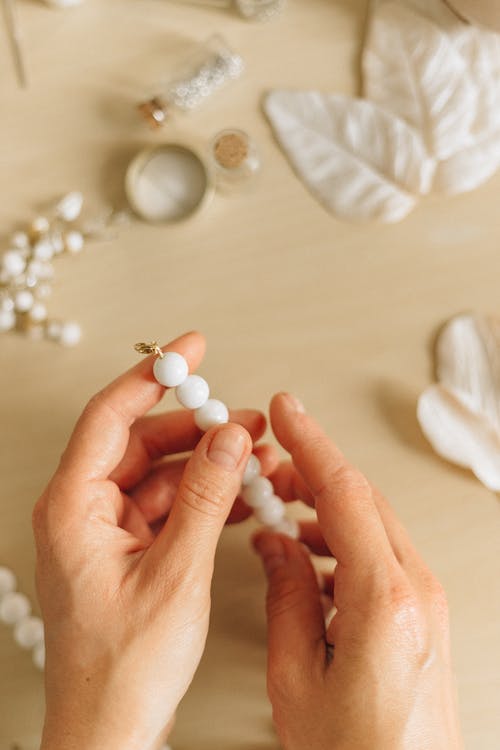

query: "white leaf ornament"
(418, 313), (500, 491)
(363, 1), (476, 160)
(264, 91), (435, 223)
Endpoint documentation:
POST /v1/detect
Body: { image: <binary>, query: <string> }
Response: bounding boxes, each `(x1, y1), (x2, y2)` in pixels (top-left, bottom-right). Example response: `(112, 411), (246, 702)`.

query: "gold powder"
(214, 133), (248, 169)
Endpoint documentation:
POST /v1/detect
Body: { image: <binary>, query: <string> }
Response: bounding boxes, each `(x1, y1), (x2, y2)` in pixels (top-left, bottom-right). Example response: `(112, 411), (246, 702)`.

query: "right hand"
(253, 393), (463, 750)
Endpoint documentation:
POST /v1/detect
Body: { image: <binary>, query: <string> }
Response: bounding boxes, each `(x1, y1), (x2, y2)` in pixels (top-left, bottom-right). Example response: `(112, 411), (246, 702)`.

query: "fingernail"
(253, 534), (286, 575)
(207, 427), (247, 471)
(283, 393), (305, 413)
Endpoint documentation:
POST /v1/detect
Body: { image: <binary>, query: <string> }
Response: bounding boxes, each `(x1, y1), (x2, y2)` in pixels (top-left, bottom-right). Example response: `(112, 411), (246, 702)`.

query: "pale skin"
(33, 331), (463, 750)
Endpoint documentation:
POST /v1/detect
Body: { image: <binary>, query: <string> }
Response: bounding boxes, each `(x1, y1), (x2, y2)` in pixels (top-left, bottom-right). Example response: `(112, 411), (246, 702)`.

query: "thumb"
(254, 533), (326, 688)
(153, 423), (252, 574)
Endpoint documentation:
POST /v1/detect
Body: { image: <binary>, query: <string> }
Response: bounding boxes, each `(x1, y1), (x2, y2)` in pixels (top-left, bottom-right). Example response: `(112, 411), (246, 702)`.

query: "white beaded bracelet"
(135, 342), (299, 539)
(0, 565), (45, 671)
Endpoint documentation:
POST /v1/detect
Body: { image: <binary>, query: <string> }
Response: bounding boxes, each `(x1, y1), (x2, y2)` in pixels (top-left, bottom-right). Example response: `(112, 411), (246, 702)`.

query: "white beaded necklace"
(135, 342), (299, 538)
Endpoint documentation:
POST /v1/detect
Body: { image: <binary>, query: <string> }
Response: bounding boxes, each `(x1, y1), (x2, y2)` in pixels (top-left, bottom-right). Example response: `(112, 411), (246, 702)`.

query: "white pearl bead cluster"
(150, 349), (299, 538)
(0, 565), (45, 671)
(0, 192), (87, 345)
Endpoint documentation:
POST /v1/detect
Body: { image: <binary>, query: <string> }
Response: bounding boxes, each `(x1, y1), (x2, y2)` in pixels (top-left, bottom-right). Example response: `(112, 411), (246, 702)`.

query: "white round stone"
(60, 321), (82, 347)
(31, 216), (50, 235)
(176, 375), (210, 410)
(30, 302), (47, 323)
(242, 453), (261, 486)
(0, 566), (16, 596)
(269, 516), (300, 540)
(64, 230), (84, 254)
(0, 308), (16, 332)
(254, 495), (286, 526)
(0, 591), (31, 625)
(14, 289), (34, 312)
(2, 250), (26, 277)
(33, 239), (54, 262)
(33, 640), (46, 670)
(56, 191), (83, 222)
(11, 231), (29, 250)
(14, 615), (44, 649)
(194, 399), (229, 431)
(153, 352), (189, 387)
(242, 476), (274, 509)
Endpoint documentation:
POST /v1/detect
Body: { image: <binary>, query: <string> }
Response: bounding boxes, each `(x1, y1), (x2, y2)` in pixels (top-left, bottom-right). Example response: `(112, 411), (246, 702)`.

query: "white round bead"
(11, 231), (29, 250)
(65, 230), (84, 254)
(33, 640), (46, 671)
(269, 516), (300, 540)
(242, 454), (261, 486)
(46, 320), (63, 340)
(56, 191), (83, 222)
(30, 302), (47, 323)
(176, 375), (210, 410)
(0, 591), (31, 625)
(14, 615), (44, 649)
(14, 289), (34, 312)
(254, 495), (286, 526)
(0, 308), (16, 332)
(0, 566), (16, 596)
(33, 239), (54, 262)
(60, 321), (82, 347)
(2, 250), (26, 277)
(194, 399), (229, 431)
(153, 352), (189, 387)
(0, 295), (14, 312)
(242, 476), (274, 509)
(31, 216), (50, 234)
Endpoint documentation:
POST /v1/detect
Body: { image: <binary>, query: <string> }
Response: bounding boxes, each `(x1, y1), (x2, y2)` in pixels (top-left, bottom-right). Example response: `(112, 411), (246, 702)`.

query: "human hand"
(33, 331), (278, 750)
(253, 393), (463, 750)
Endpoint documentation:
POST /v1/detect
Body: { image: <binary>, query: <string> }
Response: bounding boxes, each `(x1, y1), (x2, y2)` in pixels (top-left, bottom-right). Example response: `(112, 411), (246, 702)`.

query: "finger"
(270, 393), (395, 572)
(253, 532), (326, 681)
(299, 521), (332, 557)
(272, 462), (418, 565)
(131, 442), (280, 526)
(111, 408), (267, 490)
(147, 423), (252, 576)
(59, 332), (205, 484)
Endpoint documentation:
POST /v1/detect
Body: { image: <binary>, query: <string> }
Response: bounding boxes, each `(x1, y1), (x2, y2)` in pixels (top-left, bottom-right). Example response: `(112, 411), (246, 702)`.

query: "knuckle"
(180, 476), (225, 518)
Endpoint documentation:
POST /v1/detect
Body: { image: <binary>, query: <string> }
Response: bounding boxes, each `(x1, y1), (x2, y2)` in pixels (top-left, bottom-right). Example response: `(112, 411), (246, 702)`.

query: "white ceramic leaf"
(433, 131), (500, 193)
(418, 384), (500, 491)
(363, 1), (476, 160)
(264, 91), (435, 223)
(435, 313), (500, 432)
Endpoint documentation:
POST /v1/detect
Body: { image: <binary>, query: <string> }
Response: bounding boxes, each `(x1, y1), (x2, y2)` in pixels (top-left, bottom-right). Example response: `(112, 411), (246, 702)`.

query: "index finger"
(269, 392), (395, 572)
(58, 331), (206, 483)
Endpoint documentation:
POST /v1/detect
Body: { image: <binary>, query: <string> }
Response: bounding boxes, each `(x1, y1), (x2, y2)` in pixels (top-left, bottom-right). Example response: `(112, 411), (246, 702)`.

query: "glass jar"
(209, 128), (261, 190)
(138, 34), (244, 129)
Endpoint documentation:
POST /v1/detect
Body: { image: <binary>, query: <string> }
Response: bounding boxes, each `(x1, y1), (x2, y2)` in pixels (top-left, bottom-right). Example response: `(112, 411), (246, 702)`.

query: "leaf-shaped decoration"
(433, 132), (500, 194)
(264, 91), (435, 223)
(418, 384), (500, 491)
(363, 1), (476, 160)
(417, 313), (500, 490)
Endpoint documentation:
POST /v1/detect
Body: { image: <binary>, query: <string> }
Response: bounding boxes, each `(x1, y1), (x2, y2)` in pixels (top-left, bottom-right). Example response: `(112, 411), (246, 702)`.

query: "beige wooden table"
(0, 1), (499, 748)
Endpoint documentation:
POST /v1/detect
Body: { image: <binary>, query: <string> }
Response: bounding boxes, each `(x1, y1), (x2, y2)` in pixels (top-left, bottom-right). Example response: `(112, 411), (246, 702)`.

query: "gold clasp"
(134, 341), (164, 358)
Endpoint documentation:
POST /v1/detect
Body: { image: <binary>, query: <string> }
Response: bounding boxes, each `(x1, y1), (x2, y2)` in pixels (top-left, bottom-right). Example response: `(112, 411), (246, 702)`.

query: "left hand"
(34, 331), (278, 750)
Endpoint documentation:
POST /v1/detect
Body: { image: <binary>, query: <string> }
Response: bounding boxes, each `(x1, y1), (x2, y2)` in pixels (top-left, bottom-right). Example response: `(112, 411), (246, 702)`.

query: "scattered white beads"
(59, 321), (82, 347)
(194, 399), (229, 431)
(0, 565), (46, 671)
(146, 348), (299, 539)
(64, 230), (84, 254)
(13, 616), (44, 649)
(153, 351), (189, 387)
(0, 566), (16, 596)
(176, 374), (210, 409)
(14, 289), (34, 312)
(2, 250), (26, 277)
(56, 191), (83, 222)
(33, 239), (54, 262)
(0, 591), (31, 625)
